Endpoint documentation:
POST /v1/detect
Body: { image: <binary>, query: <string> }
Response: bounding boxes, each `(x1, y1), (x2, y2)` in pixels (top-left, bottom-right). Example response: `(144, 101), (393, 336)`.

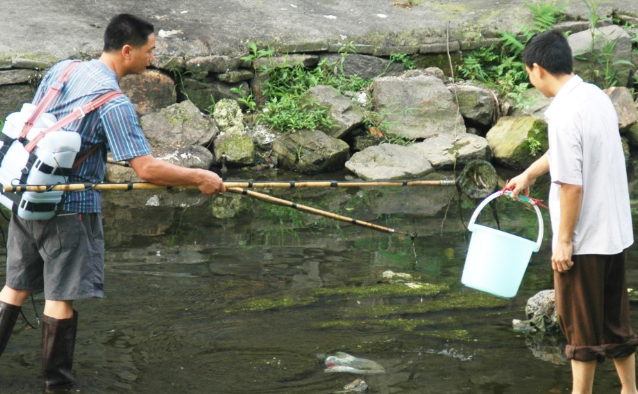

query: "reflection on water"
(0, 168), (637, 393)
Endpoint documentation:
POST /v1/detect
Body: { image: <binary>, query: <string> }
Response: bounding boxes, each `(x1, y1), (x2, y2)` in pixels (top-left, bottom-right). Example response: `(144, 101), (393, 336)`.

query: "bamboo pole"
(226, 187), (417, 238)
(3, 179), (456, 193)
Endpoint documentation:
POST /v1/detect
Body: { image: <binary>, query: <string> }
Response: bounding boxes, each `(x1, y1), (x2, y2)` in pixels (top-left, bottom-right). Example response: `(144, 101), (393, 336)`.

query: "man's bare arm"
(552, 183), (582, 273)
(128, 154), (225, 195)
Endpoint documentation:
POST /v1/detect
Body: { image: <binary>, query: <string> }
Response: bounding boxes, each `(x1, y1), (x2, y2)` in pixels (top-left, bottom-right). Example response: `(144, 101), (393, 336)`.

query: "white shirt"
(544, 75), (633, 255)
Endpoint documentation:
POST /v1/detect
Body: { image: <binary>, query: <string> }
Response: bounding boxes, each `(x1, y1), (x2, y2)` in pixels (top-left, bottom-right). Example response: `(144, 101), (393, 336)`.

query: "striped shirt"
(32, 59), (151, 213)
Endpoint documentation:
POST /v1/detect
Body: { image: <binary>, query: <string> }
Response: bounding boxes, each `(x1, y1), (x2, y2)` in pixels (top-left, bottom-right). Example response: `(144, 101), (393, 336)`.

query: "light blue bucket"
(461, 191), (544, 298)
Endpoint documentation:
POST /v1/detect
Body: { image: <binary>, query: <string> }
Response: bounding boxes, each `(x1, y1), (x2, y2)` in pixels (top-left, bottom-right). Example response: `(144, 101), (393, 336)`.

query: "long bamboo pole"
(226, 187), (417, 238)
(3, 179), (456, 193)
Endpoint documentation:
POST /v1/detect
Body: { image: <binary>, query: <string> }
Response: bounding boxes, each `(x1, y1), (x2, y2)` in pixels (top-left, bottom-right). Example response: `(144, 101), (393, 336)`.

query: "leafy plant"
(389, 53), (416, 70)
(230, 87), (257, 112)
(242, 42), (275, 66)
(525, 136), (543, 156)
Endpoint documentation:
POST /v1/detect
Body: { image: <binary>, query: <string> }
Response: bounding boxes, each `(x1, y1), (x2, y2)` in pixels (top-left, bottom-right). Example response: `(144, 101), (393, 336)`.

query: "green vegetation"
(314, 282), (449, 298)
(458, 0), (637, 104)
(458, 0), (566, 105)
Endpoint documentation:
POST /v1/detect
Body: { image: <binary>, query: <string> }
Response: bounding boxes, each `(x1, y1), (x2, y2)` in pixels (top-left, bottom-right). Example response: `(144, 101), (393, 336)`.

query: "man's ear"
(534, 63), (547, 79)
(121, 45), (133, 61)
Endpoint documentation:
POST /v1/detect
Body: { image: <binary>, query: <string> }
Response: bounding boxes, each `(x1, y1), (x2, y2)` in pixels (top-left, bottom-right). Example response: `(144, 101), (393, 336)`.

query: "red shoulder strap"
(20, 61), (81, 140)
(24, 91), (123, 153)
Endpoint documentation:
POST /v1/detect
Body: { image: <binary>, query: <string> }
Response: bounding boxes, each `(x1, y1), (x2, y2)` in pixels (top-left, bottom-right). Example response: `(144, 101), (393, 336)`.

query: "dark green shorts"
(5, 212), (105, 300)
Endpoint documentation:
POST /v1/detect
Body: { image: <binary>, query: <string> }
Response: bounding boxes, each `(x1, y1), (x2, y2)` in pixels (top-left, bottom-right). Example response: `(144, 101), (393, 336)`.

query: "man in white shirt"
(508, 30), (637, 394)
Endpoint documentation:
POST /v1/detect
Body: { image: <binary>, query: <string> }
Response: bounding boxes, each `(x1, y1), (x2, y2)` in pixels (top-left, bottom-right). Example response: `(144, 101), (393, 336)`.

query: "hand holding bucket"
(461, 191), (544, 298)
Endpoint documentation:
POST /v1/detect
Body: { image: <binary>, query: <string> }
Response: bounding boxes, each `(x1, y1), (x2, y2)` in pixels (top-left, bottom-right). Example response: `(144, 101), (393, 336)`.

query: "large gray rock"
(345, 144), (434, 180)
(183, 78), (249, 113)
(212, 99), (244, 133)
(451, 83), (496, 127)
(604, 86), (638, 132)
(212, 100), (255, 166)
(120, 70), (177, 117)
(410, 134), (492, 169)
(568, 26), (634, 86)
(486, 116), (548, 170)
(318, 53), (404, 79)
(272, 129), (349, 174)
(140, 101), (218, 148)
(301, 85), (364, 139)
(0, 84), (36, 120)
(508, 89), (553, 118)
(372, 73), (466, 139)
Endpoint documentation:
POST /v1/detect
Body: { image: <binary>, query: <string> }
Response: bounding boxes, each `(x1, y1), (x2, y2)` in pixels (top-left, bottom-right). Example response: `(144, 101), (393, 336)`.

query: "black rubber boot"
(42, 311), (78, 392)
(0, 301), (21, 357)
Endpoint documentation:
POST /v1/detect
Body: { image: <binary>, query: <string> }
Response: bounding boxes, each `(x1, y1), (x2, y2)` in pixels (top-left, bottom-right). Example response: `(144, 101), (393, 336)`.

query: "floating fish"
(325, 352), (385, 375)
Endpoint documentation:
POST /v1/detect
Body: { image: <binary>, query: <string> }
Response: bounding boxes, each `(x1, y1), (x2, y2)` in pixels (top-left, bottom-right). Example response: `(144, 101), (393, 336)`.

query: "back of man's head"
(522, 30), (573, 76)
(103, 14), (154, 52)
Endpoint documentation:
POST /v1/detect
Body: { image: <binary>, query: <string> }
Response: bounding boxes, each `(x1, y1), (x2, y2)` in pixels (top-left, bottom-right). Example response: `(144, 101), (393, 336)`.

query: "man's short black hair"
(522, 30), (573, 76)
(103, 14), (154, 52)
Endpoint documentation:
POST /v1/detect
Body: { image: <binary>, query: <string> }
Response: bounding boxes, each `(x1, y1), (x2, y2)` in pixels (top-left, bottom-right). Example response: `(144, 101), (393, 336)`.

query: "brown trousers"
(554, 250), (638, 362)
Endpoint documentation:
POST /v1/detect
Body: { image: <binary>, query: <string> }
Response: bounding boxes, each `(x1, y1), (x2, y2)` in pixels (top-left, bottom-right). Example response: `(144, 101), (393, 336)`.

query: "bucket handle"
(467, 191), (544, 252)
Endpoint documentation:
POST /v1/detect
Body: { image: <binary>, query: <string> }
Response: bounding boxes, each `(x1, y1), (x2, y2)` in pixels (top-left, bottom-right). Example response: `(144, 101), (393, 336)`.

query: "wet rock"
(451, 83), (496, 127)
(272, 129), (349, 173)
(526, 333), (568, 365)
(344, 378), (369, 393)
(120, 70), (176, 116)
(346, 144), (434, 180)
(318, 53), (404, 79)
(185, 55), (241, 74)
(568, 26), (634, 86)
(301, 85), (364, 139)
(508, 89), (553, 118)
(325, 352), (385, 375)
(512, 290), (559, 334)
(0, 69), (42, 85)
(0, 84), (36, 120)
(216, 69), (254, 83)
(381, 271), (412, 281)
(140, 100), (218, 148)
(410, 134), (492, 169)
(210, 193), (249, 219)
(372, 72), (466, 139)
(486, 116), (548, 170)
(183, 78), (249, 113)
(604, 87), (638, 132)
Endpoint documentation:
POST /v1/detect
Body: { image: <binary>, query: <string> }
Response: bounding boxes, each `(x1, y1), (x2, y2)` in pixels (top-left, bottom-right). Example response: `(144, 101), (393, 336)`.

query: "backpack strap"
(24, 91), (122, 153)
(19, 61), (81, 140)
(71, 143), (102, 171)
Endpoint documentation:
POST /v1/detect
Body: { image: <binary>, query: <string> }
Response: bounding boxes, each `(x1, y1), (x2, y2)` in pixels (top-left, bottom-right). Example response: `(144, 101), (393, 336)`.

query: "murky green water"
(2, 167), (638, 393)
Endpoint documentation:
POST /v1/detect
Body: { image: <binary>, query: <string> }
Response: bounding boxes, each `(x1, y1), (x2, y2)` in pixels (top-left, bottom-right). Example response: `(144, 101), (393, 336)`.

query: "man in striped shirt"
(0, 14), (225, 391)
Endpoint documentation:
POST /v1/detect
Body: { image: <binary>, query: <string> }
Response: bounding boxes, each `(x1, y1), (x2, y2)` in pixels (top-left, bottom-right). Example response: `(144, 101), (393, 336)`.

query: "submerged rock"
(345, 144), (434, 180)
(344, 378), (369, 393)
(325, 352), (385, 375)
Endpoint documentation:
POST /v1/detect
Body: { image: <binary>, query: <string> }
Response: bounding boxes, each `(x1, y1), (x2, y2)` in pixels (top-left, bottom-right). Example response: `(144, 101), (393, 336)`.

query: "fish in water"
(324, 352), (385, 375)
